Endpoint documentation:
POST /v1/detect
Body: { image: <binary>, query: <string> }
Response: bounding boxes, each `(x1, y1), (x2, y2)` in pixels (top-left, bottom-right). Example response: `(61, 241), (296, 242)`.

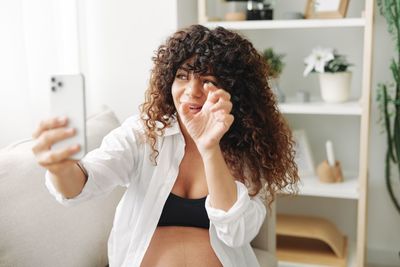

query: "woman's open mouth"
(188, 104), (202, 114)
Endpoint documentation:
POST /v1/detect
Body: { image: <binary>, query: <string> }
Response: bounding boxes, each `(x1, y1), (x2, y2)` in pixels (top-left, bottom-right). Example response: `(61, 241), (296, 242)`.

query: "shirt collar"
(164, 117), (182, 137)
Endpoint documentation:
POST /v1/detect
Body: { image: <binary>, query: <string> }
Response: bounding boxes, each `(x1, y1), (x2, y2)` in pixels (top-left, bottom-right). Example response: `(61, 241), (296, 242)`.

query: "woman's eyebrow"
(176, 67), (189, 72)
(176, 67), (215, 78)
(202, 72), (214, 76)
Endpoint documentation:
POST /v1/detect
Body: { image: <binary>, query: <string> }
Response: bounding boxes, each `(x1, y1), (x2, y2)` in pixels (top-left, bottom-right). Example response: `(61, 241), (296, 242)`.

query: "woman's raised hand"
(31, 117), (80, 175)
(179, 83), (234, 153)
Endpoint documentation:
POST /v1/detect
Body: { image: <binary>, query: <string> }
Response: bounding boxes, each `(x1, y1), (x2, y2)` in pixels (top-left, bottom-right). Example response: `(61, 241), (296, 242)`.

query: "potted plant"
(303, 47), (352, 103)
(376, 0), (400, 214)
(262, 47), (286, 102)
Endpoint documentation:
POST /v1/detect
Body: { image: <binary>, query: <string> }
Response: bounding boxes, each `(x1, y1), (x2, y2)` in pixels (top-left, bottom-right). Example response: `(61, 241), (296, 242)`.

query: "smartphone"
(50, 74), (87, 160)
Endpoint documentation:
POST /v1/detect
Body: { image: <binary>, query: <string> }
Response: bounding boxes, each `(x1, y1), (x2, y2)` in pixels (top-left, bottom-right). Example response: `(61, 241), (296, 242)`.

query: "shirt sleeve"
(45, 116), (145, 206)
(205, 181), (267, 248)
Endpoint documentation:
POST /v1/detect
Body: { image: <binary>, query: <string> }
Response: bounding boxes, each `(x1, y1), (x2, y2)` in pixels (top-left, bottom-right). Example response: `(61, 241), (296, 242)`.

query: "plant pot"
(319, 72), (352, 103)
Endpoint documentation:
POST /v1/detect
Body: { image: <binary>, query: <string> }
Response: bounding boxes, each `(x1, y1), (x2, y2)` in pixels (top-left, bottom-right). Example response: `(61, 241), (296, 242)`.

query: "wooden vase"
(317, 160), (344, 183)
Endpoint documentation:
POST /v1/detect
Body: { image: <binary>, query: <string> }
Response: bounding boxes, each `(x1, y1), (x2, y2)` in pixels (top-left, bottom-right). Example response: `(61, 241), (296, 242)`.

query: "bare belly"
(140, 226), (222, 267)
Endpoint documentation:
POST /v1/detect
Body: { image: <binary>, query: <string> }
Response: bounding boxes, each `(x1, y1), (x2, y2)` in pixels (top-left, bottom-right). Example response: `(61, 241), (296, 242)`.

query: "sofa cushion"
(0, 108), (124, 267)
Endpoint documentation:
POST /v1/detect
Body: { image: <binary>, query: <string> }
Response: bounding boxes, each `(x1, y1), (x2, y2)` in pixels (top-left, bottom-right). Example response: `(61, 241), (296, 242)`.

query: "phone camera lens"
(51, 86), (56, 92)
(58, 82), (63, 87)
(51, 77), (56, 83)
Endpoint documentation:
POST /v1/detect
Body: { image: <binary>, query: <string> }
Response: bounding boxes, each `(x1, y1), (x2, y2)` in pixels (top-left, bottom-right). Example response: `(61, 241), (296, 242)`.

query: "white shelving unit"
(194, 0), (374, 266)
(279, 241), (357, 267)
(294, 174), (359, 199)
(279, 101), (362, 116)
(203, 18), (366, 30)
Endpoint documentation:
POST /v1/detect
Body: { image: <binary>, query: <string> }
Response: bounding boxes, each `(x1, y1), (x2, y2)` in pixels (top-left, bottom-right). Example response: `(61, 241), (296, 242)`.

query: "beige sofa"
(0, 108), (276, 267)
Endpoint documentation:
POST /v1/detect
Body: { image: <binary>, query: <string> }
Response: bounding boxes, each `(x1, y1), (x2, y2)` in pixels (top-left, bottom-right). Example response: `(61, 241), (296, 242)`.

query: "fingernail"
(58, 116), (67, 123)
(70, 144), (80, 151)
(67, 128), (75, 134)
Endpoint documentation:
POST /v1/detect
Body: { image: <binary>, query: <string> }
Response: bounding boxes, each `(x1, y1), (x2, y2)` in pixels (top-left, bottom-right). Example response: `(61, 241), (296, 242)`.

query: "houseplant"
(262, 47), (286, 102)
(376, 0), (400, 214)
(303, 47), (352, 103)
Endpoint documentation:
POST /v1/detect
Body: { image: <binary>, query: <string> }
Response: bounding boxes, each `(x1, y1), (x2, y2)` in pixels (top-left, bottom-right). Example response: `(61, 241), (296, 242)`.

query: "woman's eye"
(176, 73), (188, 80)
(204, 80), (217, 86)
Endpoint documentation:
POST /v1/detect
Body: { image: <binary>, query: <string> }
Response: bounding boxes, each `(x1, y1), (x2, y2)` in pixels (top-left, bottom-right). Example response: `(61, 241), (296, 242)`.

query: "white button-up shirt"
(45, 115), (266, 267)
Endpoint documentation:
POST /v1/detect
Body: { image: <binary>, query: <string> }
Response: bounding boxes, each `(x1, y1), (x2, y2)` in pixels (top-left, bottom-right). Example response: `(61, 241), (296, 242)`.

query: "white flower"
(303, 47), (335, 76)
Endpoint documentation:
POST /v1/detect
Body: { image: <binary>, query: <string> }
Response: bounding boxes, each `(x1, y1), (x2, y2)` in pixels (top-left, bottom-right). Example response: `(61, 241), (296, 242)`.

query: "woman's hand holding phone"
(32, 116), (87, 198)
(32, 116), (80, 174)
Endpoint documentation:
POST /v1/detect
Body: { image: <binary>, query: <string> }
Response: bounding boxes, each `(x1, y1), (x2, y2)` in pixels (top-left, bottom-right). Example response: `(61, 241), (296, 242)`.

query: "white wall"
(0, 0), (32, 146)
(367, 3), (400, 264)
(0, 0), (82, 148)
(79, 0), (179, 121)
(0, 0), (179, 148)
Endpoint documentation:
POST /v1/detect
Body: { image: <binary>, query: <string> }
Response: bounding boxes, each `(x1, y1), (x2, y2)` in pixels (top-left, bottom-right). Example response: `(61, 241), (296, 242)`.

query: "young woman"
(32, 25), (298, 267)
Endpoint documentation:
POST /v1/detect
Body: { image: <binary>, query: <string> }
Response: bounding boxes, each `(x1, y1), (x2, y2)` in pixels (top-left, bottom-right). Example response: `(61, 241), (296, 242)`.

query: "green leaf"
(394, 111), (400, 164)
(390, 59), (400, 84)
(262, 48), (286, 78)
(382, 84), (397, 162)
(385, 151), (400, 213)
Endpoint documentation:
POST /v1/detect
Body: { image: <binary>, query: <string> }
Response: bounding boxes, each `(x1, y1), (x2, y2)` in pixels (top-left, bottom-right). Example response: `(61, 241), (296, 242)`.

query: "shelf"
(276, 214), (348, 267)
(277, 214), (347, 258)
(278, 241), (356, 267)
(203, 18), (366, 30)
(278, 100), (362, 115)
(294, 174), (359, 199)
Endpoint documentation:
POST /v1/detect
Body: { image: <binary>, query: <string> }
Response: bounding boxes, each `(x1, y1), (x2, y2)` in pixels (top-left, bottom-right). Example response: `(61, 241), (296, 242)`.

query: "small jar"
(247, 0), (273, 20)
(225, 0), (247, 21)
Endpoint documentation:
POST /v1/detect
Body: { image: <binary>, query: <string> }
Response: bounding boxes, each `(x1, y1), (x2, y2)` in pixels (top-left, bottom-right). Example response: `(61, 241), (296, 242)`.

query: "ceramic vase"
(319, 72), (352, 103)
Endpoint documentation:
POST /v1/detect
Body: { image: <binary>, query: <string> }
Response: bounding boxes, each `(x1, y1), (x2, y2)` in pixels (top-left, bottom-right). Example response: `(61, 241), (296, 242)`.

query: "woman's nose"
(185, 80), (203, 98)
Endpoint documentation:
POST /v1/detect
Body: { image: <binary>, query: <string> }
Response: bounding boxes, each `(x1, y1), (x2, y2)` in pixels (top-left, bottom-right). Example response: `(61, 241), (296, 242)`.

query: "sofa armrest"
(0, 107), (124, 267)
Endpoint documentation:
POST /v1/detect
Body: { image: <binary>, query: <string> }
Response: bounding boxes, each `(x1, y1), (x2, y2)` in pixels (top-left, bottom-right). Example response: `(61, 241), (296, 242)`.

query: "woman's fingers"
(32, 116), (68, 139)
(31, 116), (80, 174)
(32, 127), (76, 154)
(208, 90), (231, 104)
(204, 83), (232, 115)
(204, 84), (231, 101)
(215, 111), (234, 129)
(210, 97), (233, 113)
(37, 145), (80, 166)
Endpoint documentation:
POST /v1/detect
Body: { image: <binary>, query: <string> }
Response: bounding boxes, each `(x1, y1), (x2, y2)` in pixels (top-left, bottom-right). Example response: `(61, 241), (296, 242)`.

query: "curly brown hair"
(140, 25), (298, 202)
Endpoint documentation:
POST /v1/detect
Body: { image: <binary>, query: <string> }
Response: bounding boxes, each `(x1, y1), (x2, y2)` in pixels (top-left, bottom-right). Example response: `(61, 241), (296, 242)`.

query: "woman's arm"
(179, 83), (237, 211)
(32, 117), (88, 199)
(205, 182), (267, 248)
(47, 163), (88, 199)
(35, 116), (143, 205)
(200, 145), (237, 211)
(178, 82), (267, 247)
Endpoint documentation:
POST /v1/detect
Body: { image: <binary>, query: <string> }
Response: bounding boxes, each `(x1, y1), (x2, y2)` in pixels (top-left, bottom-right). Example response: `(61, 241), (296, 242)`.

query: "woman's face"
(171, 60), (218, 116)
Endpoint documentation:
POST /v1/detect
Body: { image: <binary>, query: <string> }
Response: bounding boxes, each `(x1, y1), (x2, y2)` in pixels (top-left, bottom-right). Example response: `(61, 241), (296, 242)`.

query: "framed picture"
(305, 0), (349, 19)
(293, 129), (315, 177)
